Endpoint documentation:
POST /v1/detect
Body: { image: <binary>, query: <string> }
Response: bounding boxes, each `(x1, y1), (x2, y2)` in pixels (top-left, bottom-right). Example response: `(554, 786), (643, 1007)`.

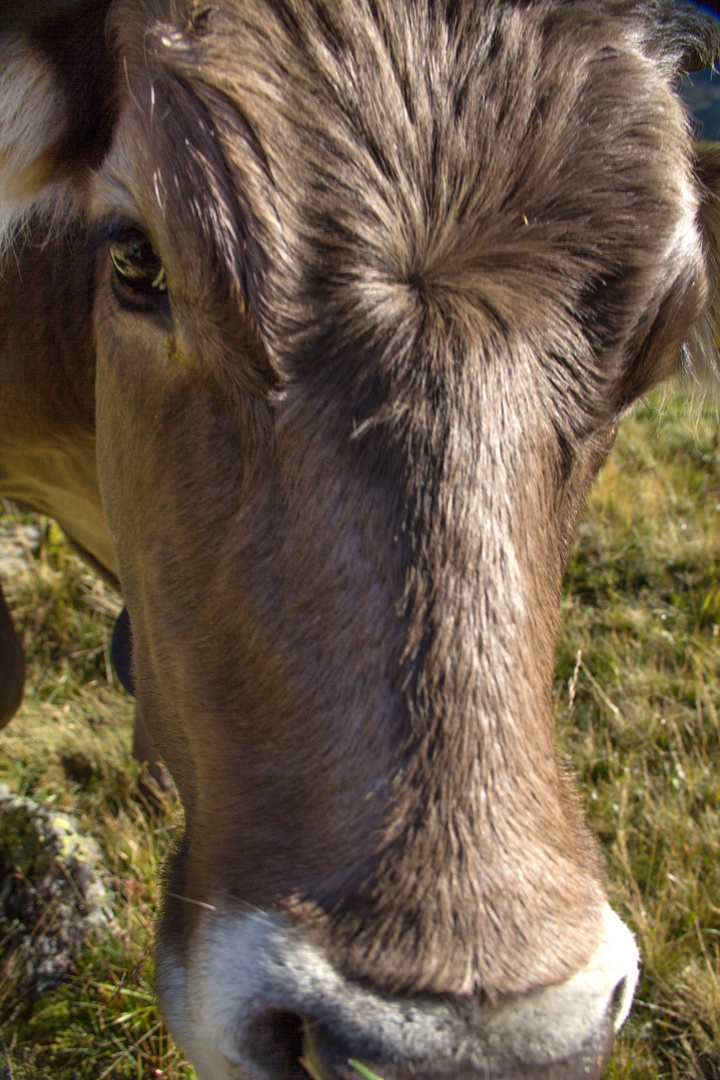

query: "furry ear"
(0, 0), (113, 239)
(634, 1), (720, 75)
(685, 144), (720, 386)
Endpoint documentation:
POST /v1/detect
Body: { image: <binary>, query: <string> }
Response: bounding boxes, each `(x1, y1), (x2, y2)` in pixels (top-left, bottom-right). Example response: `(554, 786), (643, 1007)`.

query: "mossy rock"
(0, 521), (41, 581)
(0, 784), (111, 1002)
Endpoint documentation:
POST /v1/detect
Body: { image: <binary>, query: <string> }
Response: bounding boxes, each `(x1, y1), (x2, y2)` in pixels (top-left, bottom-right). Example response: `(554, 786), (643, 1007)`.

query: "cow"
(1, 1), (719, 1077)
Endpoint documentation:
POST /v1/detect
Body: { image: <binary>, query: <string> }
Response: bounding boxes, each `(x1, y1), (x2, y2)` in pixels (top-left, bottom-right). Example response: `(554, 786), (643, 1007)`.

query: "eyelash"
(106, 227), (170, 313)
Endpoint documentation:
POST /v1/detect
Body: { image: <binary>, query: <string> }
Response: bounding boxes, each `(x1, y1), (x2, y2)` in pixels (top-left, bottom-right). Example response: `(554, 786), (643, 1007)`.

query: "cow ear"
(685, 144), (720, 386)
(635, 2), (720, 74)
(0, 0), (114, 234)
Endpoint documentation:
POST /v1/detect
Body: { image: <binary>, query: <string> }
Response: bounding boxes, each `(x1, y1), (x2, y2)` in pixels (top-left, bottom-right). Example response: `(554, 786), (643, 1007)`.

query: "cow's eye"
(109, 231), (168, 307)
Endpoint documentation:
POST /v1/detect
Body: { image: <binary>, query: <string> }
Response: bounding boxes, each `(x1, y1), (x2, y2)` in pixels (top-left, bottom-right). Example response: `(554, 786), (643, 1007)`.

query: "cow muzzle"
(156, 903), (638, 1080)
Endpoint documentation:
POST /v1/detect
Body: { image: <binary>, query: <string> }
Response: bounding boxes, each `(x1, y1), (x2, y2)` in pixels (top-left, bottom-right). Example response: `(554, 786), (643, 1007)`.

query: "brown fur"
(1, 0), (720, 1037)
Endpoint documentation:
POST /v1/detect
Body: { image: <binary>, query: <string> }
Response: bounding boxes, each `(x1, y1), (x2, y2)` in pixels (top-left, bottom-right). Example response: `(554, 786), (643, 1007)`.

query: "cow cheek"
(93, 306), (235, 790)
(556, 428), (617, 572)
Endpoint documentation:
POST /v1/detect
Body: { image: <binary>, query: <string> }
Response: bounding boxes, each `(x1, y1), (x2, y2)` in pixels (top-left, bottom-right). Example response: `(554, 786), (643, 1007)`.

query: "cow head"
(2, 2), (720, 1077)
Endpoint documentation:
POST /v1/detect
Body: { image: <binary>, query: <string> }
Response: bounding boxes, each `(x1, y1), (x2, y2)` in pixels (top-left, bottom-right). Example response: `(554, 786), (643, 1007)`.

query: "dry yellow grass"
(557, 392), (720, 1078)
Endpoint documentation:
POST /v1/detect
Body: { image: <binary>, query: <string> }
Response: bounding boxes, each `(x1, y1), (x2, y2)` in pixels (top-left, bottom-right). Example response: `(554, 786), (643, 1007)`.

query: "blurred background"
(682, 65), (720, 138)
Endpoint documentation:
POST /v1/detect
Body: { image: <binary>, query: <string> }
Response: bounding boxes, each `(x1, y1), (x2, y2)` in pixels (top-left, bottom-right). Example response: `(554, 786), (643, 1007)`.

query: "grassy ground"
(556, 390), (720, 1080)
(0, 519), (191, 1079)
(1, 386), (719, 1078)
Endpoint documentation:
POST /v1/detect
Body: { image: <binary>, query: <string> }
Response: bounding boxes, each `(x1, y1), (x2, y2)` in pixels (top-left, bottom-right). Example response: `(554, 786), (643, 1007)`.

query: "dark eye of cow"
(109, 231), (168, 309)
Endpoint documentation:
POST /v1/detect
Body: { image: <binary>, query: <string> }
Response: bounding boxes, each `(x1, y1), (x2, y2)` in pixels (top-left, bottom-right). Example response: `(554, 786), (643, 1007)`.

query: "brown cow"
(1, 2), (719, 1077)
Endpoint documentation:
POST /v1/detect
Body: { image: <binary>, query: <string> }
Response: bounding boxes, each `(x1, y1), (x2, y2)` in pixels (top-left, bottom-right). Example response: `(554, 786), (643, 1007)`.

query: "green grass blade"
(348, 1060), (386, 1080)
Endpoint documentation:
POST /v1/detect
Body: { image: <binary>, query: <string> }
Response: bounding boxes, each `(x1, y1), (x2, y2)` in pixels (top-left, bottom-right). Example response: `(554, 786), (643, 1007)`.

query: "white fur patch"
(686, 172), (720, 391)
(0, 35), (74, 253)
(156, 902), (638, 1080)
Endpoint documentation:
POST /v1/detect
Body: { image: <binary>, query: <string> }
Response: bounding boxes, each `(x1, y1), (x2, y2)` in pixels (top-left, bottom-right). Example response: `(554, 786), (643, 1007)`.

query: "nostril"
(300, 1023), (401, 1080)
(611, 976), (625, 1016)
(610, 973), (633, 1032)
(301, 1028), (366, 1080)
(245, 1012), (360, 1080)
(246, 1009), (309, 1080)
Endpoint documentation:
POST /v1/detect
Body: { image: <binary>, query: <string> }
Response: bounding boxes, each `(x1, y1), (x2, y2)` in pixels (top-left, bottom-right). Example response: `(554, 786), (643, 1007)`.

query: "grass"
(1, 385), (720, 1078)
(555, 390), (720, 1080)
(347, 1061), (386, 1080)
(0, 517), (192, 1079)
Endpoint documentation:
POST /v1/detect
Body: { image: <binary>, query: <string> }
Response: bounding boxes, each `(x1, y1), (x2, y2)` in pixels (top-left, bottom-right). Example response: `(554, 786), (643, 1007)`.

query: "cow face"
(2, 2), (720, 1078)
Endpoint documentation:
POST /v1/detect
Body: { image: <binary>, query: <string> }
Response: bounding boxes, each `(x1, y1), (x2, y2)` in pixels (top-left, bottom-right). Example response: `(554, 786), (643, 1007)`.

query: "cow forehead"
(107, 0), (688, 226)
(99, 0), (699, 413)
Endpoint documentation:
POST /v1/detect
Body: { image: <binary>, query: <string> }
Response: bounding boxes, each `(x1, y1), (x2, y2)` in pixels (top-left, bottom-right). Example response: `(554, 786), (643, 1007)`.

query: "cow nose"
(300, 1012), (615, 1080)
(161, 902), (639, 1080)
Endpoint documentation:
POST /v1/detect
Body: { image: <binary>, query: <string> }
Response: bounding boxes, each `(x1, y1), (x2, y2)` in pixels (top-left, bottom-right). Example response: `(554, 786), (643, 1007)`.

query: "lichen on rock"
(0, 784), (112, 1001)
